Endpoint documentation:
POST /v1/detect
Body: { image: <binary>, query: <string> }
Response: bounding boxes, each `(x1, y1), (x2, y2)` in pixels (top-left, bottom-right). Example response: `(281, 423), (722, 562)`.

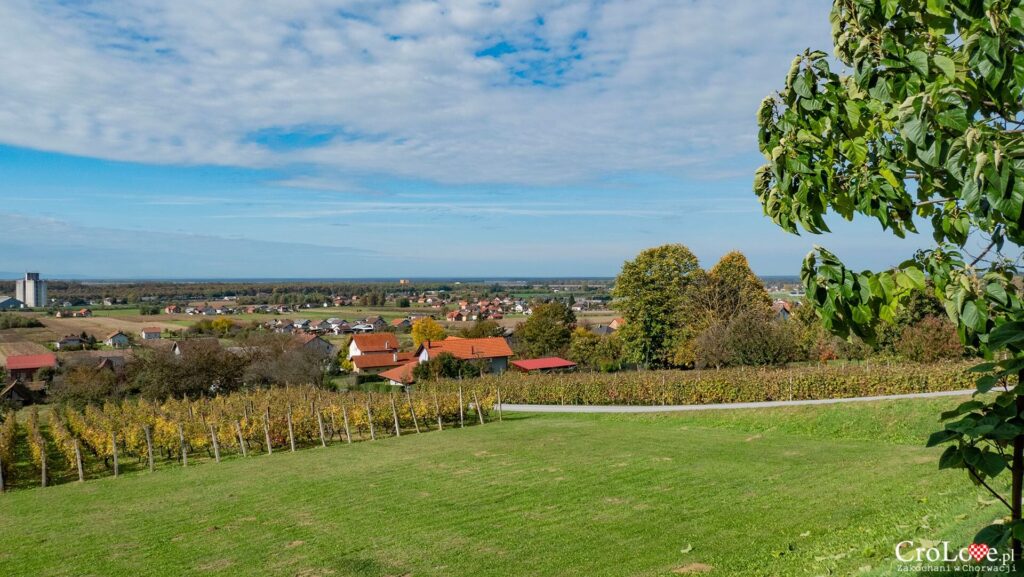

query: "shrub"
(896, 315), (963, 363)
(0, 314), (43, 329)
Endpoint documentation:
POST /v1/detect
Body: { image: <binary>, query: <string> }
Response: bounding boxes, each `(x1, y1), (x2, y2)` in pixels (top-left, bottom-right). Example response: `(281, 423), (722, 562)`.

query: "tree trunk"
(496, 386), (503, 422)
(1014, 394), (1024, 560)
(433, 390), (443, 431)
(458, 386), (465, 428)
(390, 393), (402, 437)
(366, 399), (376, 440)
(472, 390), (485, 425)
(209, 425), (220, 463)
(236, 421), (247, 457)
(263, 419), (273, 455)
(144, 425), (155, 472)
(316, 409), (327, 447)
(286, 404), (296, 452)
(406, 388), (421, 433)
(178, 423), (188, 467)
(111, 433), (119, 477)
(74, 439), (84, 482)
(40, 444), (47, 488)
(342, 405), (352, 444)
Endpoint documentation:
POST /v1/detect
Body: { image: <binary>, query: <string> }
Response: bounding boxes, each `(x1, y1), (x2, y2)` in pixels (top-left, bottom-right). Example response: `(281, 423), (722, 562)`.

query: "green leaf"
(978, 451), (1006, 477)
(936, 108), (968, 132)
(840, 138), (868, 165)
(926, 0), (948, 16)
(976, 375), (999, 394)
(969, 362), (998, 373)
(926, 429), (960, 447)
(975, 524), (1011, 548)
(988, 322), (1024, 350)
(938, 445), (963, 469)
(880, 167), (901, 188)
(792, 71), (813, 99)
(933, 54), (956, 80)
(985, 282), (1008, 306)
(961, 301), (983, 332)
(907, 51), (929, 77)
(881, 0), (899, 18)
(901, 117), (928, 148)
(904, 267), (926, 290)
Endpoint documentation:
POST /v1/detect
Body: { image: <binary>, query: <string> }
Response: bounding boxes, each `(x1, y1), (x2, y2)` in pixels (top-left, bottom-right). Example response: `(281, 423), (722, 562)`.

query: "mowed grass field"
(0, 397), (1000, 577)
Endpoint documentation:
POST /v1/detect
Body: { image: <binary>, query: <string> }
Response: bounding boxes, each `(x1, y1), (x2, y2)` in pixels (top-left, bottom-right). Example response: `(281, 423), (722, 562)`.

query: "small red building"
(6, 353), (57, 381)
(510, 357), (577, 373)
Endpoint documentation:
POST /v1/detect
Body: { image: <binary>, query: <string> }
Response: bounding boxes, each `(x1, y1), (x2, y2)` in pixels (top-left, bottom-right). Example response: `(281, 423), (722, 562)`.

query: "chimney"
(393, 352), (398, 362)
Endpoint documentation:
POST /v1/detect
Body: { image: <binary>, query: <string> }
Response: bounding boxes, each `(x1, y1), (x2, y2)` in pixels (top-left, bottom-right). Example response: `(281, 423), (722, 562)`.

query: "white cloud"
(0, 0), (832, 186)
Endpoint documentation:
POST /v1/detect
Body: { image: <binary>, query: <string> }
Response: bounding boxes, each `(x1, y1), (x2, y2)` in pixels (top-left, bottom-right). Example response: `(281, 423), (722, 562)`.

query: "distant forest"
(0, 279), (619, 306)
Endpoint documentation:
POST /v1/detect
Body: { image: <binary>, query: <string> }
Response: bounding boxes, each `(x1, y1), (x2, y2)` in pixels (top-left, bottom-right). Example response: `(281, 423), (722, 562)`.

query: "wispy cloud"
(0, 0), (831, 187)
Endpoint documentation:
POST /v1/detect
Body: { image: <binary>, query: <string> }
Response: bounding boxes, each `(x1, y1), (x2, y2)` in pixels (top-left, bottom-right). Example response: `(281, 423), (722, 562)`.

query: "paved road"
(497, 388), (977, 413)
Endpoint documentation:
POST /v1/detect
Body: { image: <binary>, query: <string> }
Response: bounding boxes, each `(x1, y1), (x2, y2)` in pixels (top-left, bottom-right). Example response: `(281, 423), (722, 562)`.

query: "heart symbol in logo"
(968, 543), (990, 562)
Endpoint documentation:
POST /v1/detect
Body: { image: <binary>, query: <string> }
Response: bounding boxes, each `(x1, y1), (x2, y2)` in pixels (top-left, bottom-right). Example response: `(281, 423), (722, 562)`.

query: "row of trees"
(608, 245), (962, 370)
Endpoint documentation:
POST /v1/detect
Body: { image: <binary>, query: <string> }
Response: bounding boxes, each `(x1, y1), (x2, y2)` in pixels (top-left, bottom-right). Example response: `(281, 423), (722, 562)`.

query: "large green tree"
(612, 244), (702, 367)
(516, 301), (576, 358)
(756, 0), (1024, 557)
(684, 251), (772, 334)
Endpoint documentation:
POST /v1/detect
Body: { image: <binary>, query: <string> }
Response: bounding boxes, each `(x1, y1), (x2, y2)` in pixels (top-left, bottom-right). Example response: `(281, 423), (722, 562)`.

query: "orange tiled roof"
(351, 333), (399, 353)
(418, 337), (513, 360)
(379, 361), (418, 385)
(352, 352), (415, 370)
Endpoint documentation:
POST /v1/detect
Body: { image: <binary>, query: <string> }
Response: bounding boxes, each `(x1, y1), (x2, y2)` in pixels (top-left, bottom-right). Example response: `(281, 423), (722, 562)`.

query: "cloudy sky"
(0, 0), (941, 278)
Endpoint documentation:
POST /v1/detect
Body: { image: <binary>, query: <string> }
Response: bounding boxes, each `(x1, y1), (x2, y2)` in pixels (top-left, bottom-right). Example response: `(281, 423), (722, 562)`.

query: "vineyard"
(481, 361), (977, 405)
(0, 384), (498, 491)
(0, 361), (978, 492)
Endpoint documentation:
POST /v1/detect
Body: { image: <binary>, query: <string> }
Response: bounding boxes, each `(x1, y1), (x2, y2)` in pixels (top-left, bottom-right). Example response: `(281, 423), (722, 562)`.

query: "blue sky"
(0, 0), (944, 278)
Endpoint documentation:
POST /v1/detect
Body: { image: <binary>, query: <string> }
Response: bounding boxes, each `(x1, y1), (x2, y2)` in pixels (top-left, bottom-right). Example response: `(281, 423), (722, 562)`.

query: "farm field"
(0, 395), (998, 577)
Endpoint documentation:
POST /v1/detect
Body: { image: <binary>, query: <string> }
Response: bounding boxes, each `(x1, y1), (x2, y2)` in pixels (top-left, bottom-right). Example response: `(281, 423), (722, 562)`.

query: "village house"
(379, 360), (418, 387)
(352, 351), (416, 374)
(104, 331), (130, 349)
(364, 316), (387, 332)
(390, 318), (411, 331)
(164, 304), (182, 314)
(0, 296), (25, 310)
(348, 333), (400, 359)
(140, 327), (162, 340)
(609, 317), (626, 331)
(295, 334), (335, 357)
(5, 353), (57, 382)
(416, 336), (514, 375)
(772, 300), (794, 320)
(55, 335), (84, 350)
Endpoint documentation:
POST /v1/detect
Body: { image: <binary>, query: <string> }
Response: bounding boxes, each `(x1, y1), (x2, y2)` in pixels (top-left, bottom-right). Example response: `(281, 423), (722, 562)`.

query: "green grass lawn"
(0, 397), (1001, 577)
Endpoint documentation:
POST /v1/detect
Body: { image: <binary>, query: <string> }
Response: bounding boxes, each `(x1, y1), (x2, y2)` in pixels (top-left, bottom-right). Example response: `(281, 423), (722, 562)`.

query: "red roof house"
(6, 353), (57, 381)
(416, 337), (514, 374)
(352, 352), (415, 374)
(349, 333), (400, 358)
(380, 361), (419, 386)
